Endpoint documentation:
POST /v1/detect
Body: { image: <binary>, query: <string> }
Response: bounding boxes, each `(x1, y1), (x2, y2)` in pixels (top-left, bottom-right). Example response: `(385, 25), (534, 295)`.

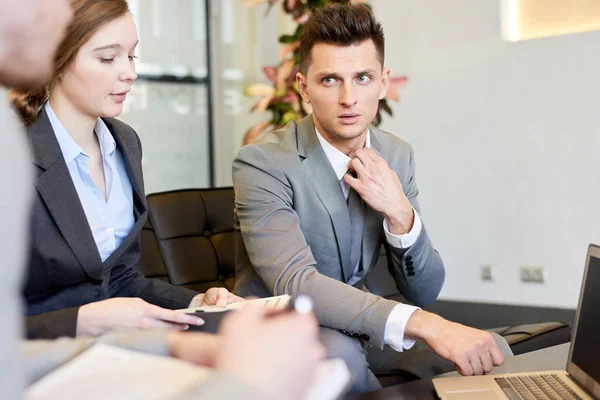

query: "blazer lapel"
(102, 118), (146, 221)
(29, 109), (104, 280)
(297, 116), (354, 281)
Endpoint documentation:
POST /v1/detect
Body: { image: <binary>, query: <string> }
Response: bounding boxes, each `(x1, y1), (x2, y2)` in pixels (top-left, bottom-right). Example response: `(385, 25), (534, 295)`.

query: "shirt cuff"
(383, 207), (422, 249)
(383, 303), (421, 351)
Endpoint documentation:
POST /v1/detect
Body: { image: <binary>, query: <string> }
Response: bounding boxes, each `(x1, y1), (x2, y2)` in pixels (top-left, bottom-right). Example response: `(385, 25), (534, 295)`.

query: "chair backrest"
(139, 216), (170, 283)
(138, 186), (404, 298)
(138, 188), (236, 293)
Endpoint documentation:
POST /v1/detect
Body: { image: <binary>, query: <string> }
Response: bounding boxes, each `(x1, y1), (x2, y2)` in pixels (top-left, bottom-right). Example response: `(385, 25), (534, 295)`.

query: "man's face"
(296, 39), (389, 151)
(0, 0), (73, 88)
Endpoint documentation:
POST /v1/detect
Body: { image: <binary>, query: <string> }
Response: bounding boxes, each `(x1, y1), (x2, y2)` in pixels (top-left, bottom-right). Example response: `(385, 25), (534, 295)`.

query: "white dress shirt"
(315, 128), (420, 351)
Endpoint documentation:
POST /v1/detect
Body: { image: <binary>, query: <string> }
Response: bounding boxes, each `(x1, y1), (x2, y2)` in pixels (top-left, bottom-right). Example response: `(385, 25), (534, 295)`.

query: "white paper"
(178, 294), (291, 313)
(25, 343), (210, 400)
(25, 335), (350, 400)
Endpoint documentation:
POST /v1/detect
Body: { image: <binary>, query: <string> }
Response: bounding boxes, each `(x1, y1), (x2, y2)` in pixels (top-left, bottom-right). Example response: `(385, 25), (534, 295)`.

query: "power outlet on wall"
(480, 265), (493, 281)
(520, 266), (545, 284)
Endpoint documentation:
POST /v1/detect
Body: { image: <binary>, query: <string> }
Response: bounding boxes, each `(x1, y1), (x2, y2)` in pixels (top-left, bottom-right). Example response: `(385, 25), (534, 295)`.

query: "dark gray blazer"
(233, 115), (445, 349)
(23, 109), (197, 339)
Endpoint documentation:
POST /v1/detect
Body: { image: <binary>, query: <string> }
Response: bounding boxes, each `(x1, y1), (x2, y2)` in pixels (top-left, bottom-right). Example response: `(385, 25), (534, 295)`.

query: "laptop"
(433, 243), (600, 400)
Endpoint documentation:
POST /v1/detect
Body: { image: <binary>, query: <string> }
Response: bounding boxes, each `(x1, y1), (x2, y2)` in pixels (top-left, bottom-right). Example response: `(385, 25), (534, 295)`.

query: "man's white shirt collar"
(314, 127), (371, 181)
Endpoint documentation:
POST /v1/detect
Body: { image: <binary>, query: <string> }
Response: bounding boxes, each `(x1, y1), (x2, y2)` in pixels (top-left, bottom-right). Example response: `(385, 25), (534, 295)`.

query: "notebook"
(25, 342), (350, 400)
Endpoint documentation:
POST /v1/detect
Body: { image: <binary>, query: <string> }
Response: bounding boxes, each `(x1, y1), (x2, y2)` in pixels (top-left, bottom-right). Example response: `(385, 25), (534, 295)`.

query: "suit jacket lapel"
(102, 118), (146, 220)
(29, 109), (104, 280)
(297, 116), (354, 281)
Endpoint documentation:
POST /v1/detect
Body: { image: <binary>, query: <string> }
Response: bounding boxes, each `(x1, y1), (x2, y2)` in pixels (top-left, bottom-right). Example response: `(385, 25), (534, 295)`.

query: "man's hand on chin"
(345, 148), (414, 235)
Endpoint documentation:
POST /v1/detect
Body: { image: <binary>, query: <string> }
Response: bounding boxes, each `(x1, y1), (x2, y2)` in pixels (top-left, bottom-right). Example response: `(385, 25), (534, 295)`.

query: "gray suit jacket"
(233, 115), (445, 349)
(23, 109), (197, 339)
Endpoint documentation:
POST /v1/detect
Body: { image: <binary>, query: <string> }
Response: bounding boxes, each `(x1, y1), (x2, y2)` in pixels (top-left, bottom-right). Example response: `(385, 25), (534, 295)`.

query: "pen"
(293, 295), (314, 315)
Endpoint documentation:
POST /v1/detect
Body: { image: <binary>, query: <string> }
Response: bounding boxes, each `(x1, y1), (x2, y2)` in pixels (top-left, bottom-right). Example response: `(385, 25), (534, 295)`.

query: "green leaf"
(272, 109), (282, 124)
(373, 111), (382, 127)
(274, 103), (292, 113)
(279, 34), (296, 44)
(378, 99), (393, 116)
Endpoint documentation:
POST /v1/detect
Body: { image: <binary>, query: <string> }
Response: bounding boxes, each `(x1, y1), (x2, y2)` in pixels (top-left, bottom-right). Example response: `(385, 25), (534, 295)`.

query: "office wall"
(371, 0), (600, 308)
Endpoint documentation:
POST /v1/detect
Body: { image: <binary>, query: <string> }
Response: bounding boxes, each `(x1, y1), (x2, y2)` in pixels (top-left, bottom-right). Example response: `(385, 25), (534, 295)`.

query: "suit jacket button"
(406, 266), (414, 272)
(405, 255), (413, 261)
(407, 271), (416, 276)
(406, 261), (414, 267)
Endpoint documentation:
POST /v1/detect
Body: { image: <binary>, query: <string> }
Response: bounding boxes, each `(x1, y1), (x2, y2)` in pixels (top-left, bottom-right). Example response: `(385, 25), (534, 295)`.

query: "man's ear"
(379, 67), (390, 100)
(296, 71), (311, 104)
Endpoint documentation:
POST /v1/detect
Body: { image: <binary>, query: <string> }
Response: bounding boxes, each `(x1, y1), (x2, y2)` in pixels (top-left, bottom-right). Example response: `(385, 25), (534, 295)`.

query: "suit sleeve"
(233, 145), (397, 349)
(108, 236), (197, 309)
(384, 143), (445, 308)
(25, 308), (80, 339)
(25, 261), (199, 339)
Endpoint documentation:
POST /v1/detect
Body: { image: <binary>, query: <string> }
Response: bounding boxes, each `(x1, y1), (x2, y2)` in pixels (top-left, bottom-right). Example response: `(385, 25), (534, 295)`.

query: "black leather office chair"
(136, 188), (236, 293)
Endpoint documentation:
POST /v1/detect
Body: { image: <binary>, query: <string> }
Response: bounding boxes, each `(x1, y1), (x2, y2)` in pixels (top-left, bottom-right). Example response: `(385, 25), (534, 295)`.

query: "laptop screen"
(570, 254), (600, 384)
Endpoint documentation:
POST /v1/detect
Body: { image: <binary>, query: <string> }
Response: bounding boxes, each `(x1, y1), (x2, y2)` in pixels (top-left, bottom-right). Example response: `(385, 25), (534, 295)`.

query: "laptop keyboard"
(495, 374), (584, 400)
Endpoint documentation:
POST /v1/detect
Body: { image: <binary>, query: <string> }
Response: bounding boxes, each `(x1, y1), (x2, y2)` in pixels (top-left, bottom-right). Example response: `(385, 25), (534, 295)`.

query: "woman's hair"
(9, 0), (130, 125)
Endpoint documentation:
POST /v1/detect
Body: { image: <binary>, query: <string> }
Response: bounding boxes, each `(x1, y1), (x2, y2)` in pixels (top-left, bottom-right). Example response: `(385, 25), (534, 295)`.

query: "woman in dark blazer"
(11, 0), (240, 339)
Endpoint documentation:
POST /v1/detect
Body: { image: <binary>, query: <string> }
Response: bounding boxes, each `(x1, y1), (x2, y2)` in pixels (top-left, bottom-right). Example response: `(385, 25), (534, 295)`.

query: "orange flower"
(385, 76), (408, 102)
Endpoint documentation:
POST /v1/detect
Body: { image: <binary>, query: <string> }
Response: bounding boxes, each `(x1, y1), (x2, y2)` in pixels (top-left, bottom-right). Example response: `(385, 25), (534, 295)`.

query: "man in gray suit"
(0, 1), (323, 399)
(233, 3), (511, 394)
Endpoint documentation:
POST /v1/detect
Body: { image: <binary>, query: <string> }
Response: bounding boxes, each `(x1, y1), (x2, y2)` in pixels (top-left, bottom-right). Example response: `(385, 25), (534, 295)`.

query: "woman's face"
(58, 13), (138, 119)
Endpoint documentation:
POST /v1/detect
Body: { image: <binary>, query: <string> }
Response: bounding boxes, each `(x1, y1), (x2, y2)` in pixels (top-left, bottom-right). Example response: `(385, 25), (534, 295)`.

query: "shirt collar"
(95, 116), (116, 157)
(314, 127), (371, 181)
(45, 102), (116, 164)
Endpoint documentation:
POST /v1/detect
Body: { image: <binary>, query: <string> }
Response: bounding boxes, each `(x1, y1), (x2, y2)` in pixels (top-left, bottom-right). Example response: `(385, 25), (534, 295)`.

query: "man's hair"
(298, 3), (385, 74)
